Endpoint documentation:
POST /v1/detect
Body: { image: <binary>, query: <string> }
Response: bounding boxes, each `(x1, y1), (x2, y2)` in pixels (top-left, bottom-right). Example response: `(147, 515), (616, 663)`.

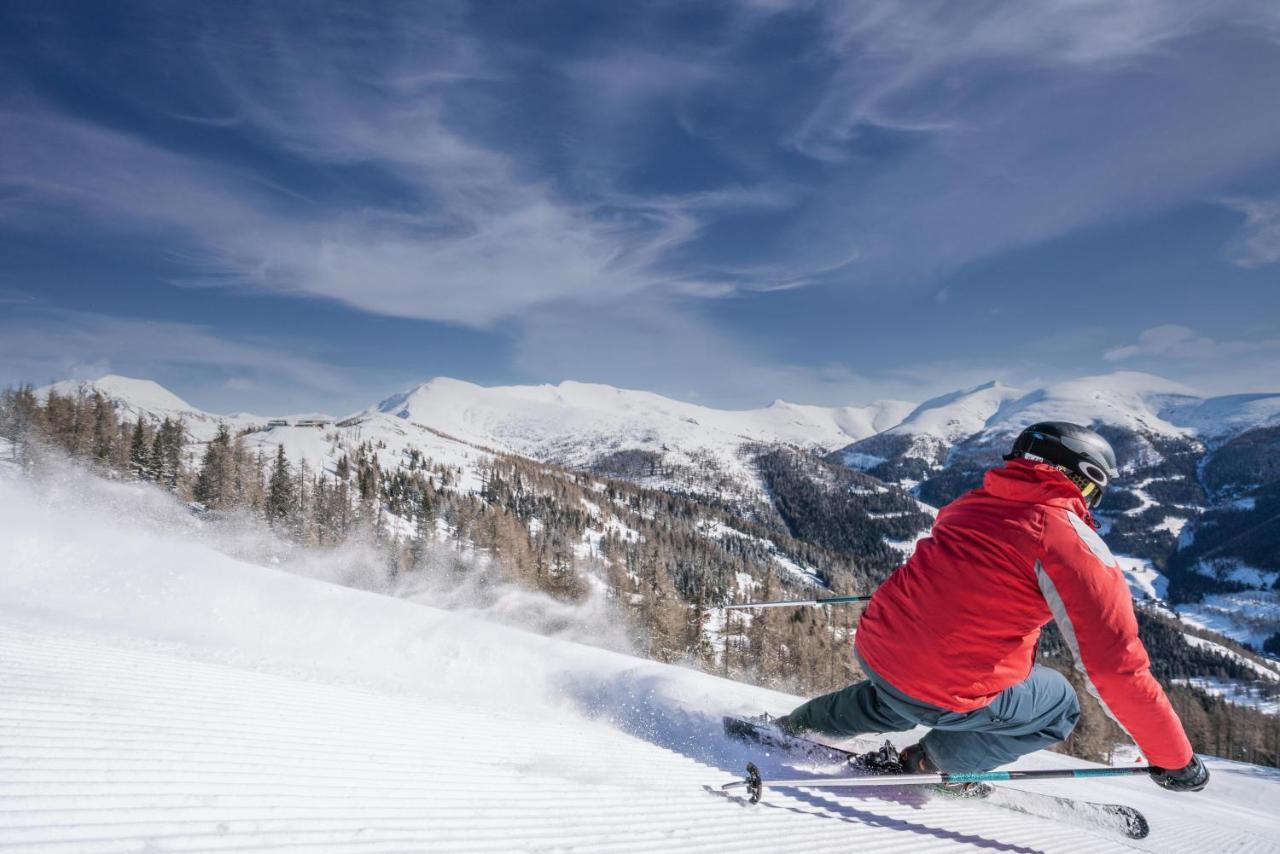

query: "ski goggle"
(1072, 461), (1109, 508)
(1077, 460), (1110, 490)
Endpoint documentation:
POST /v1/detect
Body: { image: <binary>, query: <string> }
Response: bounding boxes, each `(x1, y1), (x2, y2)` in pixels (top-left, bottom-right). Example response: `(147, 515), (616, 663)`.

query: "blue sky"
(2, 1), (1278, 414)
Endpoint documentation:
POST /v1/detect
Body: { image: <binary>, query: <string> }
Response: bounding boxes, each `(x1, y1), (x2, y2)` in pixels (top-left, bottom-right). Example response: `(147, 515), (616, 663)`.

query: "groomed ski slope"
(2, 473), (1278, 853)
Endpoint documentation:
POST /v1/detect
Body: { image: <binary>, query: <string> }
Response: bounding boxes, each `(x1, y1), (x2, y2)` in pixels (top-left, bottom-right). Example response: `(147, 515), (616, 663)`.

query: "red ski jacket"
(855, 459), (1193, 769)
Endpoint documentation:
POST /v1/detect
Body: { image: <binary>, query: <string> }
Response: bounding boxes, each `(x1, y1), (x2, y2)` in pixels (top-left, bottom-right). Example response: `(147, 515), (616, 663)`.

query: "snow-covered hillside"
(33, 372), (1280, 656)
(40, 374), (915, 510)
(377, 377), (913, 453)
(842, 372), (1280, 465)
(374, 377), (914, 505)
(41, 375), (262, 442)
(3, 469), (1278, 853)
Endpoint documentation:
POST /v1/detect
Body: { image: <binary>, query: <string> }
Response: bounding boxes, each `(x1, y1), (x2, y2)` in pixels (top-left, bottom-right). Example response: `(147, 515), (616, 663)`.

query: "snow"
(879, 371), (1280, 455)
(884, 381), (1026, 443)
(1121, 485), (1157, 516)
(1117, 556), (1169, 601)
(1193, 558), (1280, 590)
(985, 373), (1202, 439)
(770, 552), (826, 587)
(1177, 591), (1280, 650)
(841, 451), (889, 470)
(48, 374), (198, 412)
(1172, 678), (1280, 716)
(2, 470), (1280, 852)
(40, 375), (264, 443)
(885, 529), (931, 559)
(377, 376), (912, 457)
(1181, 634), (1280, 683)
(1163, 392), (1280, 438)
(365, 377), (924, 509)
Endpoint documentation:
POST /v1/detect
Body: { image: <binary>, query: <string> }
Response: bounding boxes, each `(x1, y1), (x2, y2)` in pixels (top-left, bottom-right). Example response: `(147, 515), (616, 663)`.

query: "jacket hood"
(983, 459), (1095, 526)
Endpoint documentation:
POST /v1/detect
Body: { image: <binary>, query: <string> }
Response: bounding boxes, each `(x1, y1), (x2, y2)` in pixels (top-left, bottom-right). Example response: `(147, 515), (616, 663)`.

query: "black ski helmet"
(1004, 421), (1119, 508)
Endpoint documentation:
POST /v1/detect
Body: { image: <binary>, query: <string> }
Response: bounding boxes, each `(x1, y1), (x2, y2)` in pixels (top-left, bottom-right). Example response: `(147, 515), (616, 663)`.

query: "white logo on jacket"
(1065, 510), (1120, 569)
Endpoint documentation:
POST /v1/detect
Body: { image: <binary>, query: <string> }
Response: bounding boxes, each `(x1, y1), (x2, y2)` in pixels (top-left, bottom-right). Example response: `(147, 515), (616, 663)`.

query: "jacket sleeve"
(1035, 509), (1194, 770)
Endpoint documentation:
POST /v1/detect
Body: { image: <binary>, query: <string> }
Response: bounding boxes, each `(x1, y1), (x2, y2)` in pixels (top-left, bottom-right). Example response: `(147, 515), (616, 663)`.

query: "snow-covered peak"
(986, 372), (1203, 438)
(886, 380), (1026, 443)
(38, 374), (240, 442)
(375, 376), (909, 456)
(876, 372), (1274, 445)
(1159, 392), (1280, 438)
(36, 375), (333, 444)
(43, 374), (199, 414)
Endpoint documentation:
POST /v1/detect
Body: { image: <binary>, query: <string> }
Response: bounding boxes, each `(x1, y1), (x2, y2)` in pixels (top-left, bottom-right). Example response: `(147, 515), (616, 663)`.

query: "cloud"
(512, 297), (866, 407)
(758, 0), (1280, 285)
(510, 294), (1037, 407)
(1222, 196), (1280, 267)
(0, 308), (362, 412)
(1100, 323), (1280, 368)
(0, 6), (749, 328)
(788, 0), (1272, 159)
(1104, 325), (1218, 361)
(1103, 325), (1280, 391)
(0, 110), (709, 328)
(3, 2), (1280, 410)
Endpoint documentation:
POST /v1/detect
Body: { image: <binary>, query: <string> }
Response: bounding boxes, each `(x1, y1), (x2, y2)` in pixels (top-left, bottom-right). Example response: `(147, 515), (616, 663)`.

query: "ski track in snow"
(3, 473), (1280, 853)
(3, 628), (1278, 854)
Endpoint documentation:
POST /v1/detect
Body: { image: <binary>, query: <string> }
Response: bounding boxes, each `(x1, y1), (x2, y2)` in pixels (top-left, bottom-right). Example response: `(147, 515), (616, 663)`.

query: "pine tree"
(149, 418), (186, 491)
(412, 488), (436, 567)
(128, 420), (150, 481)
(265, 444), (296, 529)
(193, 424), (232, 509)
(90, 393), (119, 466)
(0, 385), (42, 463)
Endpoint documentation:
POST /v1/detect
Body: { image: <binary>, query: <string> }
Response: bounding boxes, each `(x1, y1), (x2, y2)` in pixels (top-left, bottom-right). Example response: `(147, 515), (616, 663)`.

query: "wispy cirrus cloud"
(741, 0), (1280, 287)
(3, 1), (1279, 408)
(0, 307), (364, 412)
(1222, 196), (1280, 268)
(0, 6), (755, 328)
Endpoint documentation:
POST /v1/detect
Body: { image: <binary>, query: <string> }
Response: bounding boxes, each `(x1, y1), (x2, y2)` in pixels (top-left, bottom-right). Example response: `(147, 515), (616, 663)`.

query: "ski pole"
(724, 762), (1154, 804)
(722, 594), (873, 610)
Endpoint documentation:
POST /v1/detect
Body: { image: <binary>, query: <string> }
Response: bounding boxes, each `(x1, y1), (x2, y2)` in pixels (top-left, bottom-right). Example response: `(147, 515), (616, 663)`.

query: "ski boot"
(854, 741), (992, 798)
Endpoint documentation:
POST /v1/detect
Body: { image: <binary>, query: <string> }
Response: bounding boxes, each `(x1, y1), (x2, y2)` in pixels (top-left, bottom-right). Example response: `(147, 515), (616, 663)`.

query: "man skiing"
(777, 422), (1209, 793)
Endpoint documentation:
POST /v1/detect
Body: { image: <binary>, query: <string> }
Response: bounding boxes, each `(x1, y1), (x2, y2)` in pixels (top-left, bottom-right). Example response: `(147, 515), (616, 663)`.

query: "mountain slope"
(377, 377), (913, 454)
(41, 375), (262, 442)
(3, 470), (1277, 853)
(374, 377), (915, 510)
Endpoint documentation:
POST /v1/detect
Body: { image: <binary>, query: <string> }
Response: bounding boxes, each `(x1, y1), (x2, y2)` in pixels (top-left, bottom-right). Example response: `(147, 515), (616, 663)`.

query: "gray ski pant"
(788, 657), (1081, 773)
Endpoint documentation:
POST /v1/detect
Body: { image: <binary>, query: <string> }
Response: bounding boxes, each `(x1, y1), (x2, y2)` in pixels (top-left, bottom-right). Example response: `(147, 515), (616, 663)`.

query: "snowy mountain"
(33, 371), (1280, 657)
(3, 468), (1277, 853)
(377, 377), (913, 453)
(373, 377), (914, 509)
(840, 372), (1280, 477)
(41, 375), (257, 442)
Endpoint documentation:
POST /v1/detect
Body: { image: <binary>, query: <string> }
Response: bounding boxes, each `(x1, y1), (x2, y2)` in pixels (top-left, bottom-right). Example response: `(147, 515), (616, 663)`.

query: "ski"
(721, 714), (1150, 840)
(721, 713), (864, 765)
(970, 785), (1149, 840)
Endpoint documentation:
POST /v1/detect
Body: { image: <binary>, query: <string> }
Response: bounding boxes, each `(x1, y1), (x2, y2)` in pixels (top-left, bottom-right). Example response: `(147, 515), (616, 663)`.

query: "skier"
(777, 422), (1209, 793)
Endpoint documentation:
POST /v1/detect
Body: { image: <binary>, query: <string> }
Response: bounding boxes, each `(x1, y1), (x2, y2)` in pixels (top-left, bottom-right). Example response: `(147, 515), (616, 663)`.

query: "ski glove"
(1149, 754), (1209, 792)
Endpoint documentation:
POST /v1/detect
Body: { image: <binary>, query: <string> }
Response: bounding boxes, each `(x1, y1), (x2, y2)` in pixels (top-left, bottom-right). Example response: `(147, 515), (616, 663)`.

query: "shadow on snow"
(563, 670), (1045, 854)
